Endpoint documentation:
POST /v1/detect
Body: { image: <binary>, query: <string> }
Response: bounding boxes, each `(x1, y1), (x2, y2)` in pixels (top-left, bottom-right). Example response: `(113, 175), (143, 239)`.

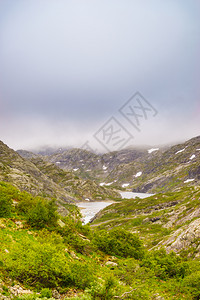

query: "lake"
(77, 201), (114, 224)
(120, 191), (154, 199)
(77, 192), (154, 224)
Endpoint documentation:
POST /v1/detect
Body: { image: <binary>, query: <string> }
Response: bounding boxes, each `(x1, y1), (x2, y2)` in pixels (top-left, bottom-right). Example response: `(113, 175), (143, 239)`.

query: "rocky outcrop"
(164, 218), (200, 253)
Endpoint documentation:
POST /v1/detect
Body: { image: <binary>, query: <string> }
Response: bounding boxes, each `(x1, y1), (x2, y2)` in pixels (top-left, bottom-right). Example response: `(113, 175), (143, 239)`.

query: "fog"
(0, 0), (199, 151)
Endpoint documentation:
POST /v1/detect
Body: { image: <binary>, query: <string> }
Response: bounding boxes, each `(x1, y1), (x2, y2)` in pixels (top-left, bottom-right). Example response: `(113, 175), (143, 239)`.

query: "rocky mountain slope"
(106, 135), (200, 193)
(0, 141), (77, 214)
(1, 182), (199, 300)
(41, 136), (200, 193)
(29, 156), (120, 201)
(91, 185), (200, 254)
(44, 147), (149, 182)
(0, 141), (119, 205)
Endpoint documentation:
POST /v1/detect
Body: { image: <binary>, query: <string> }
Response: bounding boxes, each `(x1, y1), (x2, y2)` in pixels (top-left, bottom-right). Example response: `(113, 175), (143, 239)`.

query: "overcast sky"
(0, 0), (199, 151)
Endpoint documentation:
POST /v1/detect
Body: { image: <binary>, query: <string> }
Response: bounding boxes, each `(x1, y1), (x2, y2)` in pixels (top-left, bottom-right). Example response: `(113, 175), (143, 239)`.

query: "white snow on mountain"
(100, 182), (113, 186)
(122, 183), (130, 188)
(175, 148), (185, 154)
(148, 148), (159, 154)
(184, 179), (194, 183)
(190, 155), (195, 160)
(135, 171), (142, 177)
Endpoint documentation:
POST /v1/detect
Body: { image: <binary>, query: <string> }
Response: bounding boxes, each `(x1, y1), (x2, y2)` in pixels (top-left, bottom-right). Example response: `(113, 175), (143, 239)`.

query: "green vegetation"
(0, 181), (200, 299)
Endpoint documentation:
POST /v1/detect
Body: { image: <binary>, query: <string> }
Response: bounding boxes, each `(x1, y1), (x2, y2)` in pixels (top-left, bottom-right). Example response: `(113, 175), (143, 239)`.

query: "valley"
(0, 135), (200, 299)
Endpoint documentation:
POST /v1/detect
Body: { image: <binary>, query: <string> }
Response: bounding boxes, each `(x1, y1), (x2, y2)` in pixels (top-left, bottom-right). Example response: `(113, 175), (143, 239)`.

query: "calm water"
(77, 201), (114, 224)
(120, 191), (154, 199)
(77, 192), (154, 224)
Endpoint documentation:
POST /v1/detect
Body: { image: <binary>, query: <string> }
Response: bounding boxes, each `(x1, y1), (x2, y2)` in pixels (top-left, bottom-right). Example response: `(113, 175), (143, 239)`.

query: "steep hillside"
(105, 135), (200, 192)
(1, 181), (200, 300)
(30, 157), (120, 201)
(42, 136), (200, 193)
(17, 149), (40, 159)
(46, 147), (148, 181)
(0, 141), (76, 211)
(91, 186), (200, 254)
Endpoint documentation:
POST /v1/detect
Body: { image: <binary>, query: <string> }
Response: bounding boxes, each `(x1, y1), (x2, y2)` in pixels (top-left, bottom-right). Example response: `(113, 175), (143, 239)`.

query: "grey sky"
(0, 0), (199, 151)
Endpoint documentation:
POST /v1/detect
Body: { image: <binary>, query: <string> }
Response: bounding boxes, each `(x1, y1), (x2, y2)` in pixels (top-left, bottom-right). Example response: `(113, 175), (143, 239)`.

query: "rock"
(10, 285), (32, 296)
(52, 289), (60, 299)
(0, 220), (6, 229)
(165, 218), (200, 252)
(15, 221), (23, 228)
(57, 219), (65, 227)
(105, 261), (118, 267)
(152, 293), (165, 299)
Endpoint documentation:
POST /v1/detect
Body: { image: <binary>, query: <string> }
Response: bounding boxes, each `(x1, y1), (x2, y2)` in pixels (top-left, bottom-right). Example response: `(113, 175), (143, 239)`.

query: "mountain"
(0, 141), (77, 214)
(91, 185), (200, 253)
(17, 149), (40, 159)
(43, 136), (200, 193)
(29, 156), (120, 201)
(1, 181), (200, 299)
(1, 136), (200, 299)
(45, 147), (148, 181)
(106, 135), (200, 192)
(0, 141), (120, 205)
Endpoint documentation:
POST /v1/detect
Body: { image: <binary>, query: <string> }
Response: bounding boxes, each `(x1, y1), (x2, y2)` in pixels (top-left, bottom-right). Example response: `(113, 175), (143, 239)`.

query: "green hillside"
(1, 181), (200, 299)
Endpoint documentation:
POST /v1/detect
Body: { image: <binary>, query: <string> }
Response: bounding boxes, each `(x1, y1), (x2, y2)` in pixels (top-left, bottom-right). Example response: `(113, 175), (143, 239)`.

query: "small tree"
(0, 194), (12, 217)
(27, 198), (58, 229)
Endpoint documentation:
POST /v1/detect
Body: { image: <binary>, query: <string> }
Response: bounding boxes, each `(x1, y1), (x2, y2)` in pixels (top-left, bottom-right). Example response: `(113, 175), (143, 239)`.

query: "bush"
(40, 288), (52, 298)
(183, 271), (200, 299)
(93, 228), (144, 259)
(0, 194), (12, 217)
(141, 248), (189, 280)
(58, 218), (93, 255)
(3, 237), (72, 288)
(85, 274), (118, 300)
(18, 197), (58, 229)
(2, 232), (97, 290)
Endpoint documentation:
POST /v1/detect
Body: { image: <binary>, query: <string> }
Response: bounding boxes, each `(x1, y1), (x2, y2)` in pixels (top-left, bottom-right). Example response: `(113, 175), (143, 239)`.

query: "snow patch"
(73, 168), (79, 171)
(197, 149), (200, 151)
(175, 148), (185, 154)
(85, 198), (90, 201)
(122, 183), (130, 188)
(102, 165), (107, 170)
(100, 182), (113, 186)
(56, 162), (61, 164)
(148, 148), (159, 154)
(184, 179), (194, 183)
(190, 154), (195, 160)
(135, 171), (142, 177)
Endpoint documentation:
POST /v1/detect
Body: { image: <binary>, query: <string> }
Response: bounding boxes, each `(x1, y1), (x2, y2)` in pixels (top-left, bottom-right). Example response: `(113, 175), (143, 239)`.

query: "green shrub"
(3, 237), (72, 287)
(93, 228), (144, 259)
(0, 194), (12, 217)
(183, 271), (200, 299)
(40, 288), (52, 298)
(58, 218), (93, 255)
(2, 232), (97, 290)
(85, 274), (118, 300)
(141, 248), (189, 280)
(18, 197), (58, 229)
